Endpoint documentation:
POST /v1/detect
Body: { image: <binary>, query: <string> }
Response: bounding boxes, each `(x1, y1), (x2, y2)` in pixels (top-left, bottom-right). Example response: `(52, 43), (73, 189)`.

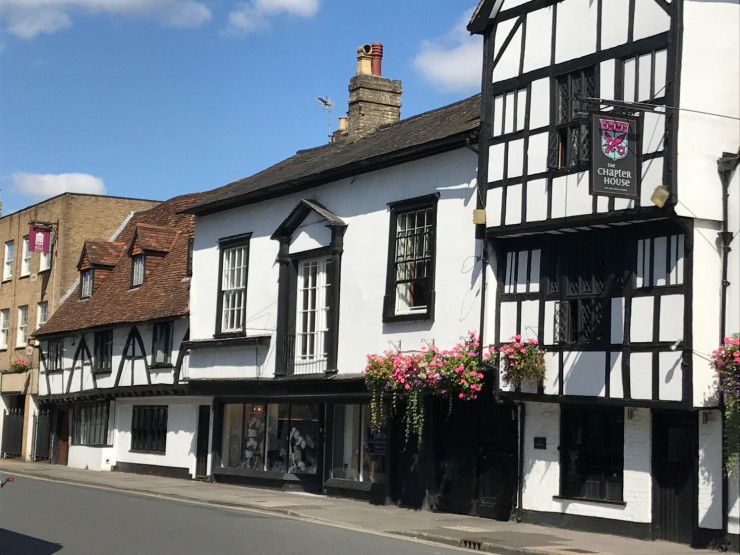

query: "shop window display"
(331, 404), (386, 483)
(222, 402), (318, 475)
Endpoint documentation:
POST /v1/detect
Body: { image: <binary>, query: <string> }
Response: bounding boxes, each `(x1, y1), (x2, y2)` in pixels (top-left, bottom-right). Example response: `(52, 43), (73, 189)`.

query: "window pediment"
(271, 200), (346, 243)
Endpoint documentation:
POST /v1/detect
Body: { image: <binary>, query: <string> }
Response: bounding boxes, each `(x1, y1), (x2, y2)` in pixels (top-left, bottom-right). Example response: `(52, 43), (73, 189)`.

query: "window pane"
(266, 404), (289, 472)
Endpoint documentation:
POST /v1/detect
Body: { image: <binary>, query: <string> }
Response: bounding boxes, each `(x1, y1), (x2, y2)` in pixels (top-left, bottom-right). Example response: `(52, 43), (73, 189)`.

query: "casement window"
(45, 338), (63, 372)
(294, 257), (333, 374)
(217, 235), (250, 335)
(560, 407), (624, 502)
(384, 195), (438, 322)
(72, 402), (110, 446)
(21, 237), (31, 277)
(16, 306), (27, 347)
(131, 405), (168, 453)
(3, 241), (13, 280)
(0, 309), (9, 349)
(80, 269), (94, 299)
(551, 67), (597, 169)
(152, 321), (173, 366)
(132, 255), (145, 287)
(93, 330), (113, 373)
(37, 301), (48, 329)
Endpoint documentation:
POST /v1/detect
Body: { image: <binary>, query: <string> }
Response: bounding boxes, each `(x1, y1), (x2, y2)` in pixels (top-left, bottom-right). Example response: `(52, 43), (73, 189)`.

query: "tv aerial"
(316, 96), (334, 143)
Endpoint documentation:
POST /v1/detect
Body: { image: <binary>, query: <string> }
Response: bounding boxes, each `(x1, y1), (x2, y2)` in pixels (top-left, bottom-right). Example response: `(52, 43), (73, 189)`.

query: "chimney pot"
(356, 44), (373, 75)
(370, 42), (383, 76)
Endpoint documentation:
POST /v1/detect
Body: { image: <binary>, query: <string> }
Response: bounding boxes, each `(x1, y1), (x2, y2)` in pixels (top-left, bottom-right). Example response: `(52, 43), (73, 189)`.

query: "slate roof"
(186, 94), (481, 215)
(36, 193), (205, 336)
(81, 241), (126, 268)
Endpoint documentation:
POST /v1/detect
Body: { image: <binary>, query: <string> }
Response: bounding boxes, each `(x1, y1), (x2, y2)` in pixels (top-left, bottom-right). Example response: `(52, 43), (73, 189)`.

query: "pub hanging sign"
(590, 112), (639, 199)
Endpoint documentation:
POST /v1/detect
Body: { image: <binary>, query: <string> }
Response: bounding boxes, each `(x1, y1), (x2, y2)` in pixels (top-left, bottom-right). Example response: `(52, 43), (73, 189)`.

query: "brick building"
(0, 193), (159, 461)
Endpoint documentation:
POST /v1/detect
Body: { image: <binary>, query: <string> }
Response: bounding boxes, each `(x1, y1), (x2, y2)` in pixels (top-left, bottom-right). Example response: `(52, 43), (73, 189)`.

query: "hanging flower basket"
(364, 332), (489, 446)
(498, 335), (546, 390)
(712, 334), (740, 472)
(9, 358), (30, 373)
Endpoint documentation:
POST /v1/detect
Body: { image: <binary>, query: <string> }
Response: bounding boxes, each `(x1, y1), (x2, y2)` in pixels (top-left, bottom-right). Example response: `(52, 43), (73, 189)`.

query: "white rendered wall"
(675, 0), (740, 222)
(692, 219), (723, 408)
(113, 397), (209, 477)
(698, 412), (723, 530)
(190, 148), (482, 379)
(728, 167), (740, 336)
(522, 402), (651, 523)
(67, 445), (114, 471)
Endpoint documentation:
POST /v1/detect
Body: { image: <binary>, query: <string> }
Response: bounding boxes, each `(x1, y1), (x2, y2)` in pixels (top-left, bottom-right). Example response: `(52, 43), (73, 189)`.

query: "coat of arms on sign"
(599, 118), (629, 161)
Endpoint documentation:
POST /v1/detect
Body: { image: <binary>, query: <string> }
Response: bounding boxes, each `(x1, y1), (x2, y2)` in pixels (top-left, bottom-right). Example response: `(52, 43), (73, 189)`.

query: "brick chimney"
(345, 42), (402, 140)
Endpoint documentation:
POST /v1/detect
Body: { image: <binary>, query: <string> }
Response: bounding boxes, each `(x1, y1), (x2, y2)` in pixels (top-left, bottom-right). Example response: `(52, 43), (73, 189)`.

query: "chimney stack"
(345, 42), (402, 140)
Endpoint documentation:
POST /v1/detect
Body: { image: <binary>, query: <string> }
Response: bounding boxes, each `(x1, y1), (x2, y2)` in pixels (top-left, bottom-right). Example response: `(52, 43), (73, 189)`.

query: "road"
(0, 476), (470, 555)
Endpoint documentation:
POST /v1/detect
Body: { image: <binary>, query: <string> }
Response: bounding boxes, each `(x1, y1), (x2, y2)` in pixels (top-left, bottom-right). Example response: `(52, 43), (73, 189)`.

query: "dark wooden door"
(477, 403), (518, 520)
(55, 410), (69, 465)
(653, 411), (695, 544)
(195, 405), (211, 478)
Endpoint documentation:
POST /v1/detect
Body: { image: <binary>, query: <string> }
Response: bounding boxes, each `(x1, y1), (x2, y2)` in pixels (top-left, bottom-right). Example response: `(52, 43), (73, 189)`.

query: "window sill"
(383, 311), (433, 324)
(92, 369), (112, 376)
(150, 363), (173, 370)
(129, 450), (166, 455)
(1, 277), (11, 283)
(184, 335), (271, 350)
(15, 344), (27, 350)
(552, 495), (625, 507)
(19, 274), (29, 280)
(44, 369), (64, 375)
(38, 268), (51, 274)
(72, 444), (112, 448)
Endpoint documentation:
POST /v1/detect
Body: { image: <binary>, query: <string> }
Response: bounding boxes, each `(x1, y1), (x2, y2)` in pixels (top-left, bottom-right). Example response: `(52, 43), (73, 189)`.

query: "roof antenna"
(316, 96), (334, 143)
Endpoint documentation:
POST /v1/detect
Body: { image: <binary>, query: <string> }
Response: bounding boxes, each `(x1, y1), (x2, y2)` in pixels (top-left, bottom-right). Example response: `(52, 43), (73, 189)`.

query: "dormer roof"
(78, 241), (126, 271)
(128, 223), (179, 256)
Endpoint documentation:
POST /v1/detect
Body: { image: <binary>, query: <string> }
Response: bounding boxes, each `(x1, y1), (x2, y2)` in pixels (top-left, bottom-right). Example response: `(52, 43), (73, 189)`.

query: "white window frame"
(81, 269), (93, 299)
(37, 301), (48, 329)
(219, 243), (248, 334)
(294, 257), (331, 374)
(21, 236), (31, 276)
(3, 241), (14, 280)
(132, 255), (145, 287)
(16, 305), (27, 347)
(39, 233), (53, 272)
(0, 309), (9, 349)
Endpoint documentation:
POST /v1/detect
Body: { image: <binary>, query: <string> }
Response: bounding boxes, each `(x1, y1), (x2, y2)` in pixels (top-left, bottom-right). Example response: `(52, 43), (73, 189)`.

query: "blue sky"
(0, 1), (482, 214)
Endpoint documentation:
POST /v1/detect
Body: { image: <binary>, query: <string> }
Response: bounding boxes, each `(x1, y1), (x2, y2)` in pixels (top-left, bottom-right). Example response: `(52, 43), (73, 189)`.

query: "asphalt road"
(0, 476), (470, 555)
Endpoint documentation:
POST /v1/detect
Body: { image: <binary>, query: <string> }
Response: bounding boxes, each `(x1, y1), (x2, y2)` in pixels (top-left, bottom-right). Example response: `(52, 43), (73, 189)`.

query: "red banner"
(29, 225), (51, 253)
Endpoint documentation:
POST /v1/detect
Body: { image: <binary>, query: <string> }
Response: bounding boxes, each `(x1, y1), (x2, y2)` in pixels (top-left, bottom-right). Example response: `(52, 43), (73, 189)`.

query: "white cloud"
(0, 0), (211, 39)
(12, 172), (106, 199)
(224, 0), (319, 37)
(413, 10), (482, 93)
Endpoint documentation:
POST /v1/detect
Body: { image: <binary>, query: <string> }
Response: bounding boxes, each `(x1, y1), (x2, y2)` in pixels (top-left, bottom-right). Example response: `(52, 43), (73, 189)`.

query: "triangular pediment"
(271, 199), (345, 241)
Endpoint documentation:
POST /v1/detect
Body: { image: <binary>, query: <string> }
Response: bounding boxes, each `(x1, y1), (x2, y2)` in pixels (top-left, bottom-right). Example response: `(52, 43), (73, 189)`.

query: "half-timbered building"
(35, 194), (212, 478)
(468, 0), (739, 548)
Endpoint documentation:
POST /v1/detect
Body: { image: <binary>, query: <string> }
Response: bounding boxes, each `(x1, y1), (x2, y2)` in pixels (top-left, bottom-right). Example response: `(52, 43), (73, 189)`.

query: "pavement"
(0, 459), (718, 555)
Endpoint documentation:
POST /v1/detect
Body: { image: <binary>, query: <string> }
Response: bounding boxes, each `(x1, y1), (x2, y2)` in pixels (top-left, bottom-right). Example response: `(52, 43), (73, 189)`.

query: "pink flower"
(459, 392), (465, 399)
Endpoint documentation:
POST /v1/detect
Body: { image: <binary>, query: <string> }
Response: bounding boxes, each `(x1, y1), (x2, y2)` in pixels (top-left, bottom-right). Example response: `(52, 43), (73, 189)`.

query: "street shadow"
(0, 529), (62, 555)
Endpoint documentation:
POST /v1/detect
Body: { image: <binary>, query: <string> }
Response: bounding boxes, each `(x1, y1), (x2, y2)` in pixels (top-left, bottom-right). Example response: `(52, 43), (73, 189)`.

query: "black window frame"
(559, 406), (624, 503)
(71, 401), (110, 447)
(93, 329), (113, 374)
(131, 254), (145, 287)
(131, 405), (168, 453)
(550, 66), (598, 171)
(46, 338), (64, 372)
(80, 269), (94, 299)
(215, 233), (251, 338)
(383, 194), (438, 323)
(151, 321), (173, 367)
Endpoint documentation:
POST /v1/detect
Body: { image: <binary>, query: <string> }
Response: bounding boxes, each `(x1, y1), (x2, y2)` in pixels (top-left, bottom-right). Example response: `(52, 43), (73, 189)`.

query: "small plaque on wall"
(533, 437), (547, 450)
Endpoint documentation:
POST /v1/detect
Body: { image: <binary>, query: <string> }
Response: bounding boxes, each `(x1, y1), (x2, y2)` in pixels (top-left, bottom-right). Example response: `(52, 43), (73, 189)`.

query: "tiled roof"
(81, 241), (126, 268)
(186, 94), (481, 215)
(36, 193), (205, 336)
(130, 223), (179, 254)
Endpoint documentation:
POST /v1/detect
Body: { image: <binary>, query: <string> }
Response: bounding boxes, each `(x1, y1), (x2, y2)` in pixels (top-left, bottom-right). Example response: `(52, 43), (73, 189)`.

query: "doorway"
(195, 405), (211, 478)
(652, 410), (696, 544)
(53, 409), (69, 465)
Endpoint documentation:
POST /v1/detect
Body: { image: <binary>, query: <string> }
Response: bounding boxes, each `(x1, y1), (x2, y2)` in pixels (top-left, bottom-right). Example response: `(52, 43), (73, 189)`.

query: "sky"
(0, 0), (483, 215)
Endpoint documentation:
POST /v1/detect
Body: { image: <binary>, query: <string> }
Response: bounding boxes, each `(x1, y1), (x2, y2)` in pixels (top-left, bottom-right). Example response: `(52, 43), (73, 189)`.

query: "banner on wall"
(590, 112), (639, 199)
(29, 225), (52, 253)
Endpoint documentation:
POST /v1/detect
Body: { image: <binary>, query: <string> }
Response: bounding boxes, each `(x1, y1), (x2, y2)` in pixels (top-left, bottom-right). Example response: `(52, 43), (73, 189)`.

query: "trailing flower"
(712, 334), (740, 472)
(498, 335), (546, 389)
(9, 358), (30, 373)
(363, 332), (490, 446)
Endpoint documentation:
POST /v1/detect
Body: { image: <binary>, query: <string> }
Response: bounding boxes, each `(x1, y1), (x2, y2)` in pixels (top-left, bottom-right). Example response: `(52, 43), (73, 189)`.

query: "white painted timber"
(611, 297), (625, 344)
(555, 0), (597, 65)
(698, 413), (723, 530)
(658, 294), (684, 342)
(630, 352), (653, 400)
(630, 296), (654, 343)
(600, 0), (629, 50)
(562, 351), (606, 397)
(523, 7), (553, 73)
(505, 183), (523, 225)
(609, 352), (623, 398)
(658, 351), (682, 401)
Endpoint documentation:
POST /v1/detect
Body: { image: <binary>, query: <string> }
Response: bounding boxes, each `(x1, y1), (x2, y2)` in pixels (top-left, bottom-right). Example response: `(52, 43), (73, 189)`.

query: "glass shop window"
(331, 404), (386, 483)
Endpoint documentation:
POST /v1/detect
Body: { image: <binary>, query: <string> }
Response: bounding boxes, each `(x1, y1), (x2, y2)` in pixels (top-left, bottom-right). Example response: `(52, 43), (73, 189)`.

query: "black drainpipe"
(717, 149), (738, 550)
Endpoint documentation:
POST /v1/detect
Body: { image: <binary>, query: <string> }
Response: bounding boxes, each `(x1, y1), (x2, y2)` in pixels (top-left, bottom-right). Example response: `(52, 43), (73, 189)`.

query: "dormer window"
(81, 269), (94, 299)
(132, 255), (145, 287)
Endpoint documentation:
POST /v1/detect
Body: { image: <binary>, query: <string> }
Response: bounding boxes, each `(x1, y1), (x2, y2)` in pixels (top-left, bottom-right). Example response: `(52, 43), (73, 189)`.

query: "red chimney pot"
(370, 42), (383, 76)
